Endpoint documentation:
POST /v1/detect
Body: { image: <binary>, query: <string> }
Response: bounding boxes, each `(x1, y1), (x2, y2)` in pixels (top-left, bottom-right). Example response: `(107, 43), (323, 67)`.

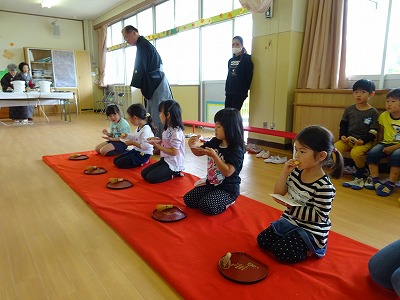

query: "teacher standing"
(225, 36), (253, 111)
(122, 25), (173, 139)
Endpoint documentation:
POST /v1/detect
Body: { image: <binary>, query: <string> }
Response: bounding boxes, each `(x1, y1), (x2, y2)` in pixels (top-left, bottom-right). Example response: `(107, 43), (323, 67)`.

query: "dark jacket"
(131, 36), (164, 99)
(225, 53), (253, 96)
(1, 73), (17, 91)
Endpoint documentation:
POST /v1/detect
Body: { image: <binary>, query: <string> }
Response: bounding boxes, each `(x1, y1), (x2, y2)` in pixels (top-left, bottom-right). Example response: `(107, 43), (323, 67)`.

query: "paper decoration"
(239, 0), (272, 13)
(3, 50), (14, 59)
(108, 7), (248, 52)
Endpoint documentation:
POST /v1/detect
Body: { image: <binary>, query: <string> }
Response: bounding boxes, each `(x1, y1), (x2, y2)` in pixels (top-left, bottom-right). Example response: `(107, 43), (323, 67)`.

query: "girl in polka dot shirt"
(184, 108), (245, 215)
(257, 126), (344, 264)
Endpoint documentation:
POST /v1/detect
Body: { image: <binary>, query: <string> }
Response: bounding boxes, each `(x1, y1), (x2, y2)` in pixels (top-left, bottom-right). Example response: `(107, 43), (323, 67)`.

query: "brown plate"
(106, 179), (133, 190)
(218, 252), (268, 284)
(83, 167), (107, 175)
(152, 206), (187, 222)
(68, 154), (89, 160)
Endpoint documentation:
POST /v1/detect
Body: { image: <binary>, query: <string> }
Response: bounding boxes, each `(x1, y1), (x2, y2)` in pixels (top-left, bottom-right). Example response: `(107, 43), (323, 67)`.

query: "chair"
(96, 92), (114, 114)
(113, 92), (125, 117)
(71, 92), (78, 115)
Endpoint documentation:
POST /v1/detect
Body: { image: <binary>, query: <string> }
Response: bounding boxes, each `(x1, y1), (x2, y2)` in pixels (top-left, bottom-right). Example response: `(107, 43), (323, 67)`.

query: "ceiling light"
(41, 0), (56, 8)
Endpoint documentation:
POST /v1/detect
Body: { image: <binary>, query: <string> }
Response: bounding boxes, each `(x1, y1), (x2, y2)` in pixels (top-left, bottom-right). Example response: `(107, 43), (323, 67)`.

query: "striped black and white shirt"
(282, 168), (336, 249)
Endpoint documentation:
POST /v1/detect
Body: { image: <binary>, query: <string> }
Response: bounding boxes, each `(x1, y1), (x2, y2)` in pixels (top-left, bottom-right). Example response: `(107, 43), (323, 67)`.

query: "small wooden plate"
(84, 167), (107, 175)
(106, 179), (133, 190)
(152, 206), (187, 222)
(218, 252), (268, 284)
(69, 154), (89, 160)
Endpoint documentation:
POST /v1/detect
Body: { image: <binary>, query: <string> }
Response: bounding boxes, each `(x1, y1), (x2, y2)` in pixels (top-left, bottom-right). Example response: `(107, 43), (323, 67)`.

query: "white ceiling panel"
(0, 0), (130, 20)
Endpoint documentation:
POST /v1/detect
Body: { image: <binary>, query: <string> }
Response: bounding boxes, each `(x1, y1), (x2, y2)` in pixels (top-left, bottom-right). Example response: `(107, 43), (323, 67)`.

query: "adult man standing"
(122, 25), (173, 139)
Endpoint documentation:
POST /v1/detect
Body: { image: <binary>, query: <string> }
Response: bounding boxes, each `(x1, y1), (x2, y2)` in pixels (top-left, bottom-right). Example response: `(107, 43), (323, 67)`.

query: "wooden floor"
(0, 113), (398, 299)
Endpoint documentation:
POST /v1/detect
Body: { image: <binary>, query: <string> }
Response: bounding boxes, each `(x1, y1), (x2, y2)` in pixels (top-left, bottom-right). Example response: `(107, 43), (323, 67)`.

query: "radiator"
(113, 85), (137, 114)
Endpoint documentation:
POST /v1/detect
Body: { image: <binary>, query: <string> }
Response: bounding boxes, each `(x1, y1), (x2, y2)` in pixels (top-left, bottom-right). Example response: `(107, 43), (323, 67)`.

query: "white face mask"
(232, 47), (242, 55)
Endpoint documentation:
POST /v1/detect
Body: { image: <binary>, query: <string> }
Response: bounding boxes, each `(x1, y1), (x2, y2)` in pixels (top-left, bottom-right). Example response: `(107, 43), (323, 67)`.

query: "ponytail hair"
(295, 125), (344, 179)
(159, 100), (184, 131)
(232, 36), (247, 54)
(126, 103), (156, 133)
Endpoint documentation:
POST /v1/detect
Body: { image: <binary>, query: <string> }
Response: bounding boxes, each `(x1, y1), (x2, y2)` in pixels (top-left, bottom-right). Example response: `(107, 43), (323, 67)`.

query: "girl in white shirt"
(114, 104), (155, 168)
(142, 100), (185, 183)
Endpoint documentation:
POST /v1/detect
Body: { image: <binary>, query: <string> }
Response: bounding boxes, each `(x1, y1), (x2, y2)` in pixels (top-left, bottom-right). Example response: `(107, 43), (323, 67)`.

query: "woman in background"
(11, 62), (34, 121)
(1, 63), (18, 92)
(225, 36), (253, 111)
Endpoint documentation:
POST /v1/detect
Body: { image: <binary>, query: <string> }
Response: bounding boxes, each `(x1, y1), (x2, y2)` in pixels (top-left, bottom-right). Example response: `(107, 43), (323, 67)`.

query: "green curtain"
(0, 69), (7, 80)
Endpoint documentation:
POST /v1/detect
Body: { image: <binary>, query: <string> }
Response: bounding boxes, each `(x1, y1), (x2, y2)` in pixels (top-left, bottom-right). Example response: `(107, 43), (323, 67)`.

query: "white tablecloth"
(0, 92), (73, 107)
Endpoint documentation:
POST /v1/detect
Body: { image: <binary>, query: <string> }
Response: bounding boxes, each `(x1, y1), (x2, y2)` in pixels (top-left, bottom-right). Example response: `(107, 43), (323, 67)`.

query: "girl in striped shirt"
(257, 126), (344, 264)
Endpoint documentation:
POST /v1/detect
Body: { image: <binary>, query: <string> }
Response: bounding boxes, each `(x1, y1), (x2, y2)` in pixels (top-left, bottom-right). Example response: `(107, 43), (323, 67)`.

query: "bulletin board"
(202, 80), (225, 122)
(52, 50), (77, 88)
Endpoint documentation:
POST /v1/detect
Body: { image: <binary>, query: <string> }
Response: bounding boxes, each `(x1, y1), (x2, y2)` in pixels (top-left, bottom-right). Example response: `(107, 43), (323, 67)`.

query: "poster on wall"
(52, 50), (77, 88)
(203, 80), (225, 122)
(206, 101), (224, 123)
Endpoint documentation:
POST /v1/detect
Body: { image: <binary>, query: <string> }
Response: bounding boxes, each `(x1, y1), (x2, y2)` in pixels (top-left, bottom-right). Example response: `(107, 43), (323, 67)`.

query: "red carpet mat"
(42, 151), (397, 300)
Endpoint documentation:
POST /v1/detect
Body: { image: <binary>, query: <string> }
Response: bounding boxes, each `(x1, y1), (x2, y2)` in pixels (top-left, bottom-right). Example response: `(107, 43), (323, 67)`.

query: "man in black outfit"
(122, 25), (173, 139)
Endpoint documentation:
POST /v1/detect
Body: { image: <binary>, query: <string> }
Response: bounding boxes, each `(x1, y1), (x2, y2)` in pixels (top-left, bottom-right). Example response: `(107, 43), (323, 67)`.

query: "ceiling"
(0, 0), (130, 21)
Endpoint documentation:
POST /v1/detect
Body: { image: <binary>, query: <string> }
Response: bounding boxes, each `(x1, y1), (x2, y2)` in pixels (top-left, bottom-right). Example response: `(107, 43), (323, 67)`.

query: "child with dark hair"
(113, 103), (155, 168)
(257, 125), (344, 264)
(141, 100), (185, 183)
(184, 108), (245, 215)
(95, 104), (130, 156)
(366, 88), (400, 196)
(336, 79), (379, 189)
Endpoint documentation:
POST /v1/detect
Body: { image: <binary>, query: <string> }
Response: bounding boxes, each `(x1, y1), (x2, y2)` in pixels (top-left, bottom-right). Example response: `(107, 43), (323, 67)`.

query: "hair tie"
(146, 113), (150, 117)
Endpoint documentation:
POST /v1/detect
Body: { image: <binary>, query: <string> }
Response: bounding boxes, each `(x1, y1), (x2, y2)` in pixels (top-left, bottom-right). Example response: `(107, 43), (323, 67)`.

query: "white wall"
(0, 11), (84, 70)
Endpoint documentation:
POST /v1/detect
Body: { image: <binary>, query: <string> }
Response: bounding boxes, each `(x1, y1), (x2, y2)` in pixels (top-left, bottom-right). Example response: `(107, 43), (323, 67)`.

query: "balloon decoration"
(239, 0), (273, 13)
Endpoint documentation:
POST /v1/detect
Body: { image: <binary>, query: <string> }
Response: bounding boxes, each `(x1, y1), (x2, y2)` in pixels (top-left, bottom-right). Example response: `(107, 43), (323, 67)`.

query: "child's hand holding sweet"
(202, 147), (217, 158)
(188, 135), (202, 148)
(102, 128), (109, 135)
(146, 137), (161, 146)
(282, 159), (299, 174)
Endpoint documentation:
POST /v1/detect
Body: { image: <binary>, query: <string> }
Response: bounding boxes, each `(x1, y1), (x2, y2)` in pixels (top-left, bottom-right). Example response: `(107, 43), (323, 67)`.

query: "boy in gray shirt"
(336, 79), (379, 189)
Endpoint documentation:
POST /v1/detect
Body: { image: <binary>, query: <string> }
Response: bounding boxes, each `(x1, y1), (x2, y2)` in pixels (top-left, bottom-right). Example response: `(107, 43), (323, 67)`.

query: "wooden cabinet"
(25, 48), (54, 85)
(75, 50), (93, 111)
(24, 47), (93, 112)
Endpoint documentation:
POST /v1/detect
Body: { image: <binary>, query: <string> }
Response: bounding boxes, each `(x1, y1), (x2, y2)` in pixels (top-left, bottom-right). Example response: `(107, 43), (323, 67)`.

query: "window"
(137, 8), (154, 36)
(105, 0), (251, 86)
(106, 21), (124, 84)
(234, 14), (253, 54)
(156, 0), (174, 32)
(176, 0), (198, 25)
(156, 35), (178, 83)
(385, 0), (400, 74)
(202, 0), (233, 18)
(201, 21), (233, 81)
(110, 21), (123, 46)
(176, 29), (200, 84)
(124, 15), (137, 28)
(124, 46), (137, 84)
(346, 0), (400, 85)
(105, 49), (125, 85)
